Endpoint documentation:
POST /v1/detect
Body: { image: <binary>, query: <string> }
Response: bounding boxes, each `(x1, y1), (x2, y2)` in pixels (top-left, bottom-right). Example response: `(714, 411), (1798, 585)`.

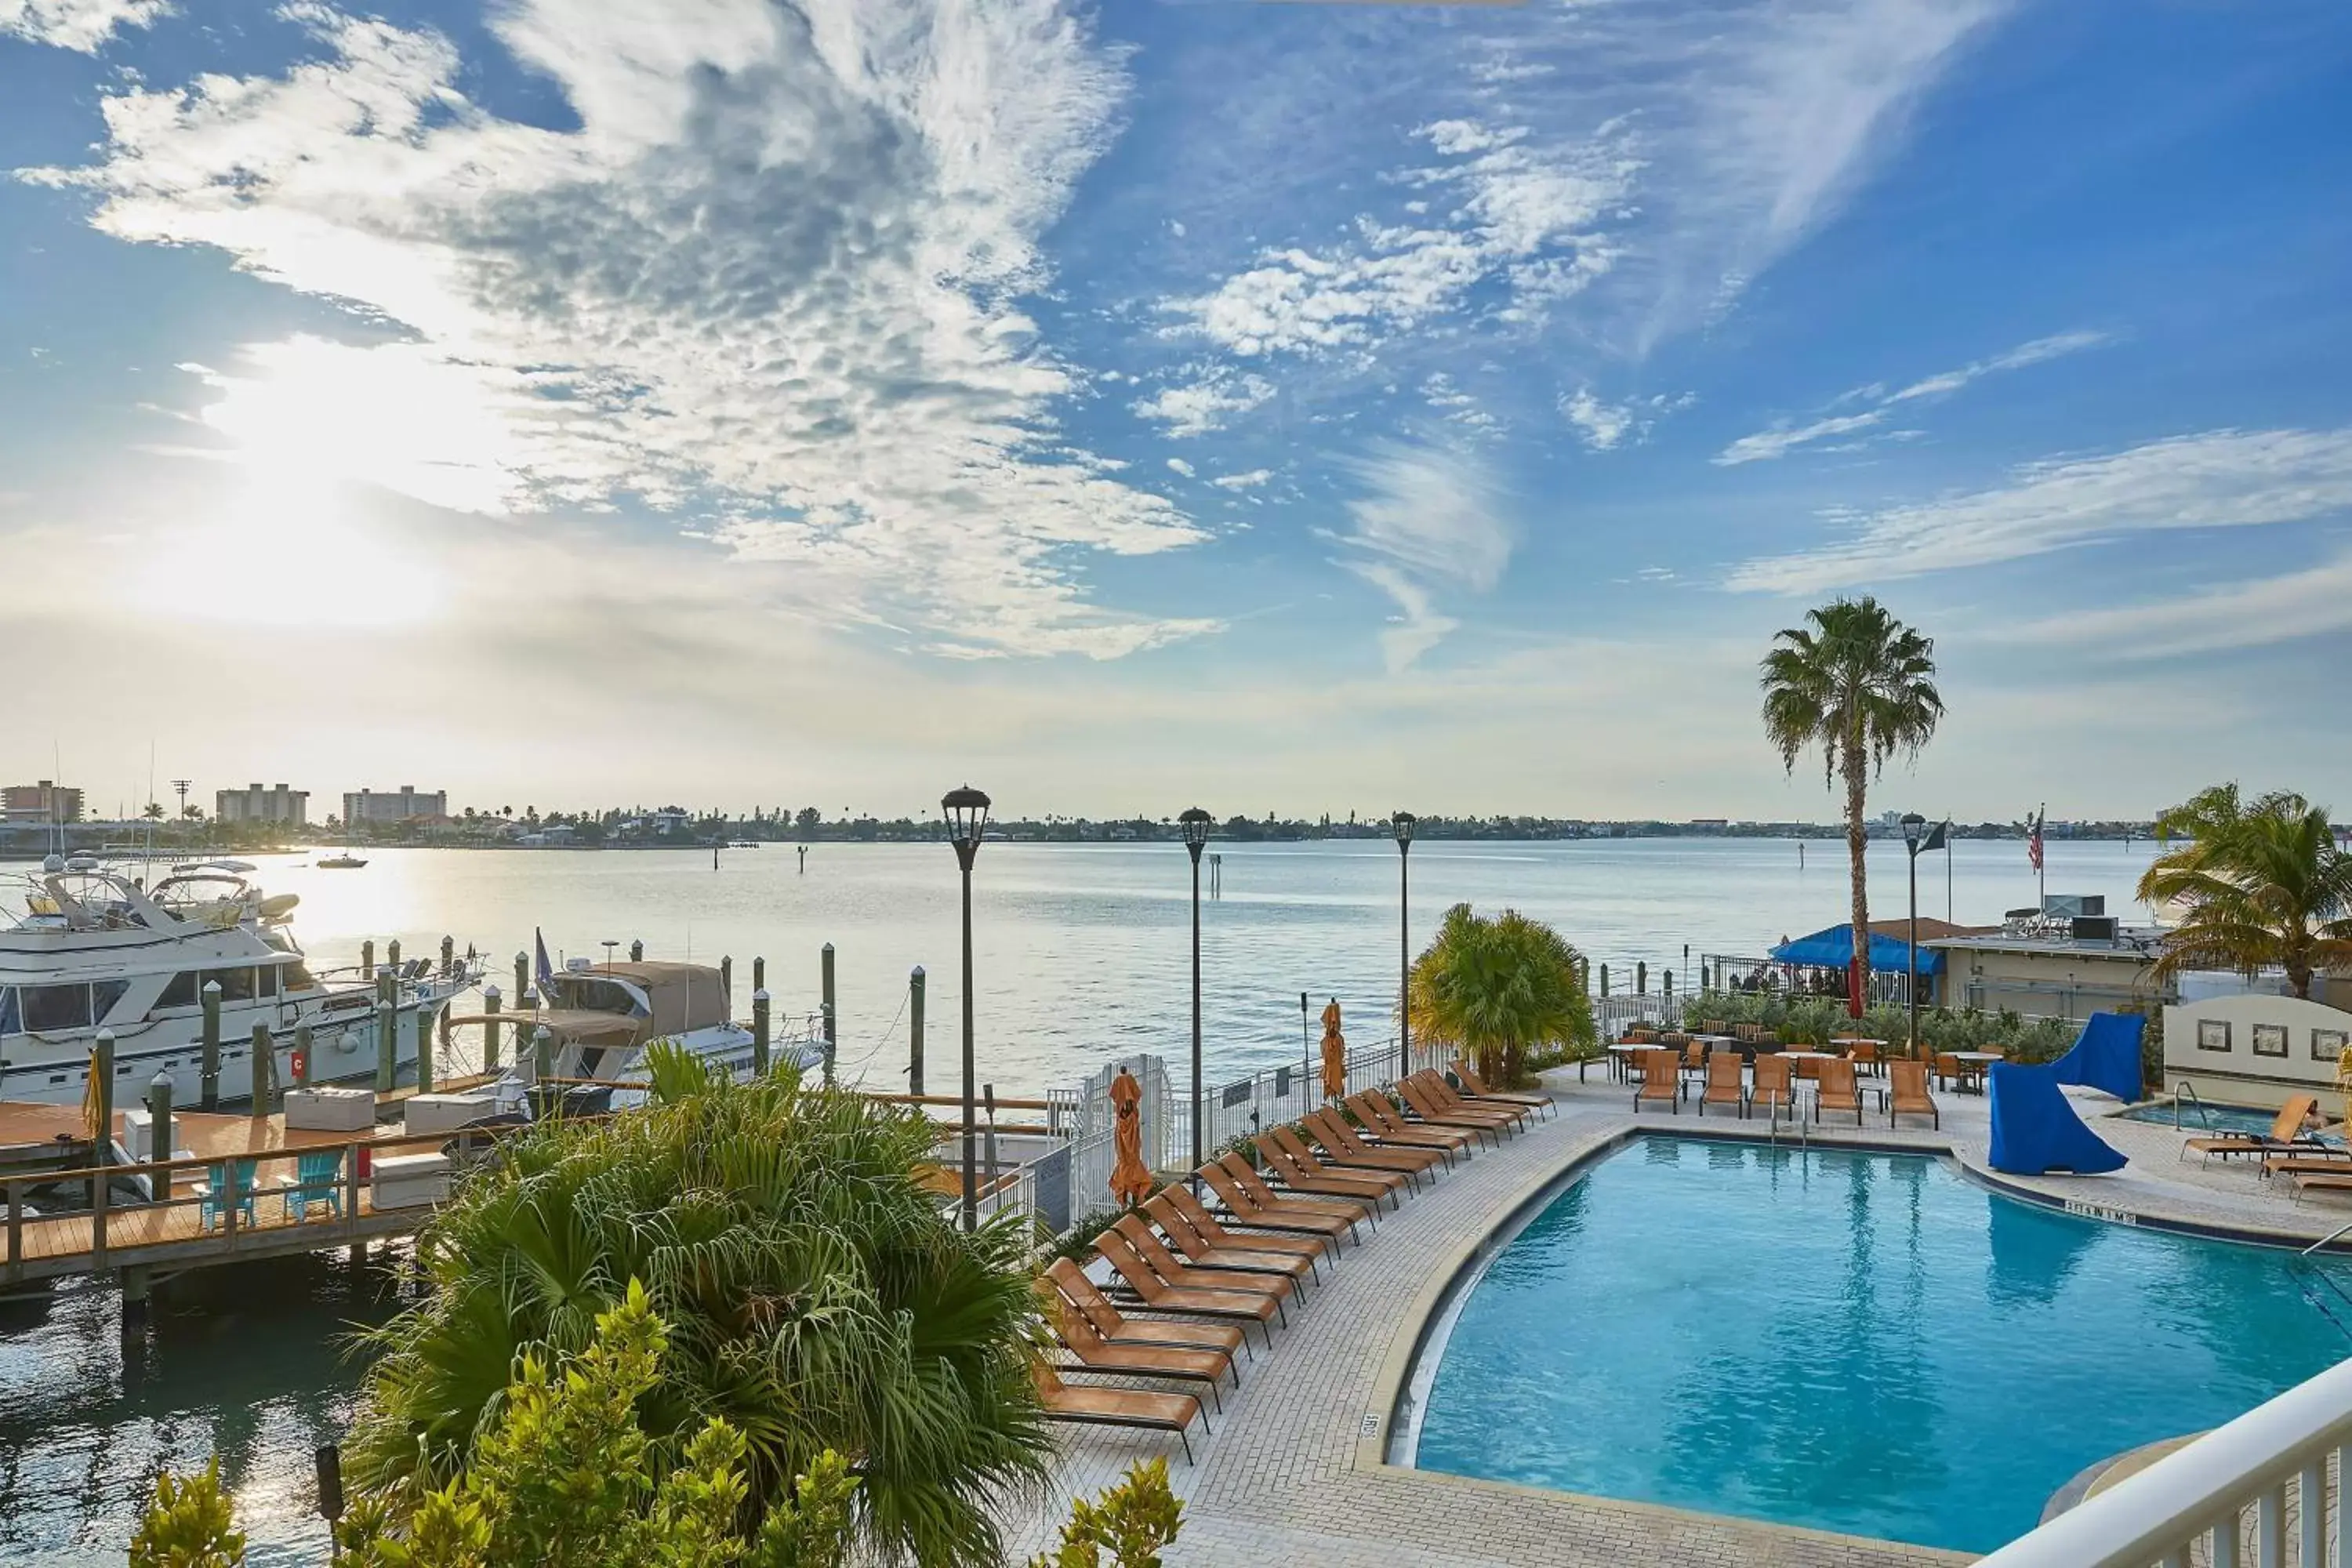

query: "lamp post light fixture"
(943, 785), (992, 1232)
(1900, 811), (1927, 1057)
(1179, 808), (1213, 1182)
(1392, 811), (1416, 1078)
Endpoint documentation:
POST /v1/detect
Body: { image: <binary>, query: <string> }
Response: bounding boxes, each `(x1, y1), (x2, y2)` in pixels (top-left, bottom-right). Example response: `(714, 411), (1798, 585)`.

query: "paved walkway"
(1007, 1066), (2351, 1566)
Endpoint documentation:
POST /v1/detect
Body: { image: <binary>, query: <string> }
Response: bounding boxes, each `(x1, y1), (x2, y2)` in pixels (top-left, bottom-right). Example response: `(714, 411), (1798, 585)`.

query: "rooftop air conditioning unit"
(2071, 916), (2121, 942)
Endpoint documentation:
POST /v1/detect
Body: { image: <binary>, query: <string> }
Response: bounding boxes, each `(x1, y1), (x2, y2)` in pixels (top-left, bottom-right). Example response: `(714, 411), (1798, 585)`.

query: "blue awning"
(1768, 924), (1945, 977)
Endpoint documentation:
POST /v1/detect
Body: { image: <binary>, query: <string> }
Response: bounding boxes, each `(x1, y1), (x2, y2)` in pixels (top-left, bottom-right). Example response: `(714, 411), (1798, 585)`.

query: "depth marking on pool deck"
(2064, 1198), (2141, 1225)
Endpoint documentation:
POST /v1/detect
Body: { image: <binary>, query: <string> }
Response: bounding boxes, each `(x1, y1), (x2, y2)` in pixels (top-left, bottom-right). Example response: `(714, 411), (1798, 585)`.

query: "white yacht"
(0, 856), (478, 1108)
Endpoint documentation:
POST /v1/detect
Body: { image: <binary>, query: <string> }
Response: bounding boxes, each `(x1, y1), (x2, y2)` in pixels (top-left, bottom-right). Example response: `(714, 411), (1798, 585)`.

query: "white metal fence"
(1975, 1354), (2352, 1566)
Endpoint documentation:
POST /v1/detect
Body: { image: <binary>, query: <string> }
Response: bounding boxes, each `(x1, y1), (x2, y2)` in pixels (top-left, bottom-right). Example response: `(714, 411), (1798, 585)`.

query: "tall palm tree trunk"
(1844, 736), (1871, 1020)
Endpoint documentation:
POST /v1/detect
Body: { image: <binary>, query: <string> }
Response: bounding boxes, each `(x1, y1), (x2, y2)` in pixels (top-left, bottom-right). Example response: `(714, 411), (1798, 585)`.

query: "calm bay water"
(1, 837), (2162, 1562)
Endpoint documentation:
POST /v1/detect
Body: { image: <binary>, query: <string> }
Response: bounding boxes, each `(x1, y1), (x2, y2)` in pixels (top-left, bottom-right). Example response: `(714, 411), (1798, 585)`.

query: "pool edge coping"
(1352, 1120), (1980, 1566)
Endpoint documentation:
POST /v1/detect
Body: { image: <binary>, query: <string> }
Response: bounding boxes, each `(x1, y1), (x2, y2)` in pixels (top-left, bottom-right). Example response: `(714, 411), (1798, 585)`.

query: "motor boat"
(317, 851), (367, 869)
(443, 957), (821, 1117)
(1, 856), (477, 1108)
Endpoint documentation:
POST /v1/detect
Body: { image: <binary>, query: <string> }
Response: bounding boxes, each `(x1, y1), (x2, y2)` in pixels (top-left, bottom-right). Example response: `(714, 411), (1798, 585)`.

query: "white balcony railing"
(1976, 1356), (2352, 1567)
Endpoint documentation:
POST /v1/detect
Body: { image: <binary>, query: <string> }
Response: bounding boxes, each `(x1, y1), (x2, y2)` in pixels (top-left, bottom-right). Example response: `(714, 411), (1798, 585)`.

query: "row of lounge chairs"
(1632, 1049), (1940, 1128)
(1034, 1068), (1543, 1460)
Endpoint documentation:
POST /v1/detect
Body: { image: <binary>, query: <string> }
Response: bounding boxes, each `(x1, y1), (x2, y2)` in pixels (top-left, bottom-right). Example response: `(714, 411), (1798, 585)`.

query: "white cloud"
(1, 0), (166, 52)
(1727, 426), (2352, 593)
(1717, 328), (2107, 464)
(29, 1), (1212, 659)
(1562, 387), (1635, 451)
(1211, 469), (1272, 491)
(1335, 442), (1514, 671)
(2011, 552), (2352, 658)
(1129, 369), (1274, 437)
(1165, 457), (1196, 478)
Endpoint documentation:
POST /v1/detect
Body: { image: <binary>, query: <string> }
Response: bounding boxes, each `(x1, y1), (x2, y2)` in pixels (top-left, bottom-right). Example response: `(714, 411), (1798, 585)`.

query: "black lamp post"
(943, 785), (991, 1232)
(1180, 808), (1213, 1181)
(1392, 811), (1416, 1078)
(1900, 811), (1926, 1057)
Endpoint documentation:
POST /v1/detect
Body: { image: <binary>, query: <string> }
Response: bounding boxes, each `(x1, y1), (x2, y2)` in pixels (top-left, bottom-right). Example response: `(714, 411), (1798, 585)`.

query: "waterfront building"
(341, 785), (448, 826)
(215, 782), (310, 826)
(1926, 901), (2165, 1021)
(2, 780), (82, 824)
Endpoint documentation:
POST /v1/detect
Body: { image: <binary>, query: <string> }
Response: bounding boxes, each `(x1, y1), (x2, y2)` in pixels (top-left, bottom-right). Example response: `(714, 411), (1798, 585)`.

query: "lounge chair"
(1450, 1061), (1555, 1120)
(1846, 1040), (1886, 1077)
(1203, 1155), (1364, 1244)
(1143, 1194), (1319, 1291)
(1392, 1078), (1510, 1146)
(1035, 1362), (1207, 1465)
(1409, 1071), (1530, 1131)
(1262, 1127), (1406, 1209)
(1093, 1225), (1285, 1345)
(1633, 1050), (1681, 1114)
(1750, 1054), (1794, 1120)
(1815, 1058), (1864, 1127)
(1157, 1185), (1334, 1275)
(2263, 1152), (2352, 1182)
(1698, 1052), (1746, 1118)
(1882, 1059), (1938, 1129)
(2187, 1095), (2324, 1163)
(2288, 1168), (2352, 1203)
(1346, 1092), (1476, 1160)
(1044, 1283), (1232, 1411)
(1044, 1258), (1250, 1362)
(1302, 1108), (1444, 1187)
(1112, 1214), (1298, 1309)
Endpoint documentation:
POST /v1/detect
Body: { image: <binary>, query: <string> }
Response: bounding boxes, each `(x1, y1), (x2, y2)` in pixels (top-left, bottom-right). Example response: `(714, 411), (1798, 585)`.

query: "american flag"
(2027, 806), (2045, 873)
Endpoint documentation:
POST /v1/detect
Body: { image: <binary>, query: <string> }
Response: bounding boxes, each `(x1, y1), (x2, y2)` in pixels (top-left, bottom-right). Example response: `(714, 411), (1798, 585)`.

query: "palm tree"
(1407, 903), (1595, 1085)
(346, 1051), (1051, 1566)
(2139, 786), (2352, 1000)
(1760, 597), (1944, 1012)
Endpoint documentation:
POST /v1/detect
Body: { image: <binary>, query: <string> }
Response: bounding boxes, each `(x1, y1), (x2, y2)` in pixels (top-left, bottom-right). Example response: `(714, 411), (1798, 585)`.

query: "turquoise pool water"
(2114, 1102), (2296, 1138)
(1410, 1138), (2352, 1553)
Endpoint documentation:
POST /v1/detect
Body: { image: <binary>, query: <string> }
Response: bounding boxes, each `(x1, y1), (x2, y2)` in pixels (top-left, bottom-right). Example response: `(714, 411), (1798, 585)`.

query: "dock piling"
(513, 952), (529, 1010)
(146, 1072), (172, 1175)
(376, 1001), (396, 1094)
(91, 1031), (114, 1257)
(532, 1025), (554, 1091)
(293, 1022), (313, 1088)
(418, 1007), (435, 1096)
(752, 956), (765, 995)
(482, 985), (503, 1070)
(387, 938), (401, 975)
(361, 939), (374, 982)
(720, 956), (733, 1015)
(122, 1264), (151, 1332)
(820, 944), (837, 1086)
(250, 1022), (276, 1116)
(440, 935), (454, 978)
(909, 966), (925, 1098)
(752, 989), (771, 1075)
(199, 982), (222, 1112)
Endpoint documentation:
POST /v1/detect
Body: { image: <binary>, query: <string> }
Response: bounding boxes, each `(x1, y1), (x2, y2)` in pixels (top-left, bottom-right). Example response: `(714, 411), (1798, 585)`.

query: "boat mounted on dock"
(0, 856), (477, 1109)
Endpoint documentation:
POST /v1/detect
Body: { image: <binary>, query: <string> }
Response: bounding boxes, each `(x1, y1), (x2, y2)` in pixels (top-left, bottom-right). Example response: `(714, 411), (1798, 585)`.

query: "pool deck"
(1006, 1065), (2352, 1566)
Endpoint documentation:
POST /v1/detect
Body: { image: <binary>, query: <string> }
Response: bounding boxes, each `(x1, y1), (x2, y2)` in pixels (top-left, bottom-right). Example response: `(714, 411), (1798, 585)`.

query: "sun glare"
(134, 467), (445, 630)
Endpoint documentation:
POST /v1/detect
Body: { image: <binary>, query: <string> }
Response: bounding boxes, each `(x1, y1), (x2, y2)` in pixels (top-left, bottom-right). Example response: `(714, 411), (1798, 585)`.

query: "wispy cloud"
(1130, 369), (1274, 437)
(1716, 328), (2107, 465)
(1561, 387), (1692, 451)
(1726, 426), (2352, 593)
(2011, 552), (2352, 658)
(26, 1), (1212, 659)
(1, 0), (165, 53)
(1211, 468), (1272, 491)
(1335, 441), (1514, 671)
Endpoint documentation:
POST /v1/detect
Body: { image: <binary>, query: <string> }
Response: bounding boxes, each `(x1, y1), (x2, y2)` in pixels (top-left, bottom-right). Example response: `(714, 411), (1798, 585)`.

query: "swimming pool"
(1404, 1137), (2352, 1553)
(2114, 1102), (2292, 1138)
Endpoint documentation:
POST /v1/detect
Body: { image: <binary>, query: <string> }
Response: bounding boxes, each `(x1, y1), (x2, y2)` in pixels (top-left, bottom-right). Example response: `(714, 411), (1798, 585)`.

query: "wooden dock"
(0, 1094), (508, 1291)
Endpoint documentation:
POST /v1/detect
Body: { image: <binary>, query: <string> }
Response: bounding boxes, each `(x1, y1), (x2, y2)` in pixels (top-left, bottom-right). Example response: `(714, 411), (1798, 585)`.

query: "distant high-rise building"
(342, 786), (448, 826)
(2, 780), (83, 825)
(216, 782), (310, 826)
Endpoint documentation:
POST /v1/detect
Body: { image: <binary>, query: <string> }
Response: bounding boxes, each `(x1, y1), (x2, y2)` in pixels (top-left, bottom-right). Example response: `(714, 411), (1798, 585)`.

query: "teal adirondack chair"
(278, 1149), (345, 1221)
(196, 1160), (258, 1231)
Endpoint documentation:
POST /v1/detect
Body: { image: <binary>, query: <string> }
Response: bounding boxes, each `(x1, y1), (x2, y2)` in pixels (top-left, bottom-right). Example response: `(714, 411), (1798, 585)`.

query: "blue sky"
(2, 0), (2347, 823)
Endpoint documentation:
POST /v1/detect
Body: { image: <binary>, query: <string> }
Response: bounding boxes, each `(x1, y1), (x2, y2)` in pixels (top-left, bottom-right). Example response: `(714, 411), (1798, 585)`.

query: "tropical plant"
(345, 1047), (1051, 1566)
(1025, 1458), (1184, 1568)
(129, 1459), (244, 1568)
(1760, 596), (1944, 1003)
(1406, 903), (1595, 1086)
(2139, 785), (2352, 1000)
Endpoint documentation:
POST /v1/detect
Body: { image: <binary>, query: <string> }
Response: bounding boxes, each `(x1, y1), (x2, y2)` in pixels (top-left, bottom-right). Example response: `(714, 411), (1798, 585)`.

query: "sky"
(2, 0), (2347, 826)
